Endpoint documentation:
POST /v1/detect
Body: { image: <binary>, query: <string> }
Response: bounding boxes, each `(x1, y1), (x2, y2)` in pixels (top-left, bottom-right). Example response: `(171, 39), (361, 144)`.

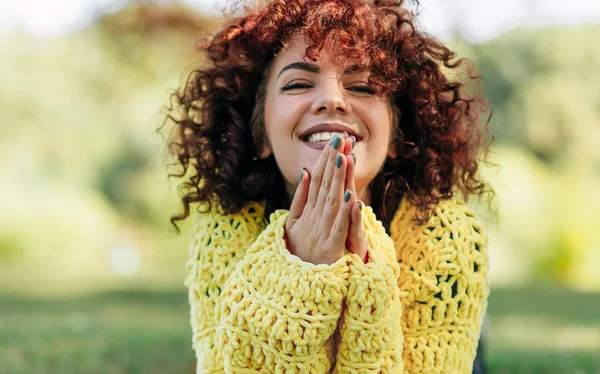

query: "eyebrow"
(277, 62), (319, 78)
(277, 62), (366, 78)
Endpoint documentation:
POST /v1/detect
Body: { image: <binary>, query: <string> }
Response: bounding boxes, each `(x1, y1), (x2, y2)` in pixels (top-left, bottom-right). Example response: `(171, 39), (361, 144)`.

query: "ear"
(259, 143), (272, 159)
(387, 144), (398, 159)
(387, 101), (401, 159)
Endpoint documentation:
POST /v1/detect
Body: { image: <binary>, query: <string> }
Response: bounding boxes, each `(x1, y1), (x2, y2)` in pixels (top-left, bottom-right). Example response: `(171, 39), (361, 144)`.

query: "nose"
(310, 78), (350, 115)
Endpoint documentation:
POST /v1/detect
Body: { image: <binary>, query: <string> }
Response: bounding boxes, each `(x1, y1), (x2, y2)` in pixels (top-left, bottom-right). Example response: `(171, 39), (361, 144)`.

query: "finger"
(345, 151), (357, 195)
(321, 152), (347, 229)
(288, 168), (309, 222)
(306, 141), (333, 208)
(343, 136), (356, 191)
(342, 136), (354, 157)
(315, 134), (344, 211)
(330, 188), (354, 244)
(347, 201), (365, 246)
(346, 202), (367, 263)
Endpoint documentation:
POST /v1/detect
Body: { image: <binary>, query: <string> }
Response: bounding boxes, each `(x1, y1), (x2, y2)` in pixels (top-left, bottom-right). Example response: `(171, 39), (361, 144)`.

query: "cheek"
(358, 102), (393, 142)
(264, 95), (308, 137)
(354, 103), (393, 185)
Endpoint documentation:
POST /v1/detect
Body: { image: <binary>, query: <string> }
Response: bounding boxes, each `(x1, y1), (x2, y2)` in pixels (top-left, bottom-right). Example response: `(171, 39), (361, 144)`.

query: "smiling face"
(261, 34), (398, 204)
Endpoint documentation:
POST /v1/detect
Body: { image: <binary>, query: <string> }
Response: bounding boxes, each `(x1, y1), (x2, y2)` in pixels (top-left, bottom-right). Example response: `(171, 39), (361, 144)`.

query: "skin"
(259, 34), (397, 265)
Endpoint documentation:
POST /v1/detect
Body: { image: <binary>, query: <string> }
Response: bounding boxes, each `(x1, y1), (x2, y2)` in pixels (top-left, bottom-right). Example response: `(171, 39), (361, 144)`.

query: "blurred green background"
(1, 1), (599, 373)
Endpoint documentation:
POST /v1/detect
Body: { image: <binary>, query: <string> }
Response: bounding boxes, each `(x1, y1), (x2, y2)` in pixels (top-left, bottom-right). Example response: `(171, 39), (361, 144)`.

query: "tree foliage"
(1, 3), (599, 288)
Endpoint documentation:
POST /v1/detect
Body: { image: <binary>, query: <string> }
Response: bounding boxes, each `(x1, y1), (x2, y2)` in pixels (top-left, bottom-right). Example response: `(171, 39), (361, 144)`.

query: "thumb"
(288, 168), (309, 223)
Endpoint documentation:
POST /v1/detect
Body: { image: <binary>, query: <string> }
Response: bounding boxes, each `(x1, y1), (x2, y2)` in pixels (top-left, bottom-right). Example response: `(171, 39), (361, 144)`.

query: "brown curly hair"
(161, 0), (494, 233)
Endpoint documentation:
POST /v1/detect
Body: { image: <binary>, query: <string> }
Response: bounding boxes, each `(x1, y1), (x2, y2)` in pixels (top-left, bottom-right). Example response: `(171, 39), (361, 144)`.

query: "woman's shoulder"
(190, 199), (268, 238)
(390, 195), (486, 255)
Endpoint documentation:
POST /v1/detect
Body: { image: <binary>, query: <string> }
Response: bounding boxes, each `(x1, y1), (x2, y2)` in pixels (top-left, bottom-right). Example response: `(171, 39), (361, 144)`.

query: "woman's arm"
(185, 202), (350, 373)
(392, 198), (489, 373)
(332, 205), (404, 373)
(185, 201), (267, 373)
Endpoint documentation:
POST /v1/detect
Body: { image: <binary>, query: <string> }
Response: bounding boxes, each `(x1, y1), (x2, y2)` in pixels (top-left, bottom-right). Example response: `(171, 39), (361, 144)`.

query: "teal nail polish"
(351, 136), (356, 149)
(330, 134), (341, 150)
(336, 154), (343, 168)
(298, 168), (303, 183)
(344, 189), (351, 203)
(352, 153), (356, 165)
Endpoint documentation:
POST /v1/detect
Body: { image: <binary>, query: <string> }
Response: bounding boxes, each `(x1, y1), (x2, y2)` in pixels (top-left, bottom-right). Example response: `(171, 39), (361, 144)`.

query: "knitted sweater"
(184, 196), (488, 373)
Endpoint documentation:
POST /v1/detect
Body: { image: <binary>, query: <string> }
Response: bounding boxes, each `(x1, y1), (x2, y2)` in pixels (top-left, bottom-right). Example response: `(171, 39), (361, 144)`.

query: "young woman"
(165, 0), (493, 372)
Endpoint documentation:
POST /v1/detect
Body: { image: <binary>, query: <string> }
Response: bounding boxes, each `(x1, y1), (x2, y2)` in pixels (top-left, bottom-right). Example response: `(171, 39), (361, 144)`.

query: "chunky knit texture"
(185, 196), (488, 373)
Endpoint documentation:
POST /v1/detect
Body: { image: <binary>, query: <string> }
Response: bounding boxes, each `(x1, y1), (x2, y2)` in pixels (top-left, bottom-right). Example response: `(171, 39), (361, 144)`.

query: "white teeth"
(305, 132), (340, 143)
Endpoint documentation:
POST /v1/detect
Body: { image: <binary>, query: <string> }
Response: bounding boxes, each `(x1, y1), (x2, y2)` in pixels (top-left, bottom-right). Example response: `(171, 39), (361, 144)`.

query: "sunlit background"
(1, 0), (599, 373)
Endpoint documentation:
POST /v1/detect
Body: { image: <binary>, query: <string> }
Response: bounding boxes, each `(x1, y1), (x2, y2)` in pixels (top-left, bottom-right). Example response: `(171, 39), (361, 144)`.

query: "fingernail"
(359, 201), (363, 210)
(344, 189), (351, 203)
(330, 134), (341, 150)
(351, 136), (356, 149)
(297, 168), (303, 183)
(336, 154), (343, 168)
(352, 153), (356, 165)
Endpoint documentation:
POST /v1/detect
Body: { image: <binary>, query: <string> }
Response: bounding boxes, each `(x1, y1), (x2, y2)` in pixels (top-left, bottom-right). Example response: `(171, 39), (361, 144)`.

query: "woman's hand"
(285, 134), (368, 265)
(341, 136), (368, 263)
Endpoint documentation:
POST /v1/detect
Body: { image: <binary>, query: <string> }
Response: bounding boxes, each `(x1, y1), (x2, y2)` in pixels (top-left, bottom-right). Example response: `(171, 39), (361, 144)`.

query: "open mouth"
(300, 132), (362, 144)
(300, 132), (361, 150)
(300, 139), (329, 149)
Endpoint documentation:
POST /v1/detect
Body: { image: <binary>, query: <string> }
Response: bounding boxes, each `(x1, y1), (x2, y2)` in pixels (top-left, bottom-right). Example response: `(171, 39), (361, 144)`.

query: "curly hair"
(161, 0), (494, 233)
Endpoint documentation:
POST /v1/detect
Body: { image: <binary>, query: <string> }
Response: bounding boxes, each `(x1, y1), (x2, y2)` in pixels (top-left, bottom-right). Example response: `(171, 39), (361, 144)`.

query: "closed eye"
(281, 83), (376, 94)
(281, 82), (312, 91)
(348, 86), (376, 94)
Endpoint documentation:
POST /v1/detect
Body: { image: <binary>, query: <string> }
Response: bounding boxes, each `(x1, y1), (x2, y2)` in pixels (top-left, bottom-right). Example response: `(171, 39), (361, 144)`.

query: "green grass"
(488, 350), (600, 374)
(488, 287), (600, 324)
(1, 287), (599, 373)
(486, 287), (600, 374)
(0, 290), (195, 374)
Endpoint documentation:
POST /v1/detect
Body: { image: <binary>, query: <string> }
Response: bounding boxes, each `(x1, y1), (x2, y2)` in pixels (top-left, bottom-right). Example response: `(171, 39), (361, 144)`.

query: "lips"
(301, 141), (329, 150)
(298, 123), (362, 142)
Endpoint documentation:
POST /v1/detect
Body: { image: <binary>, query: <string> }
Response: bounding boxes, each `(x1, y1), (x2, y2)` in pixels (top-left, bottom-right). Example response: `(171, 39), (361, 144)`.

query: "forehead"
(280, 34), (310, 55)
(274, 34), (348, 70)
(275, 35), (312, 64)
(269, 33), (380, 86)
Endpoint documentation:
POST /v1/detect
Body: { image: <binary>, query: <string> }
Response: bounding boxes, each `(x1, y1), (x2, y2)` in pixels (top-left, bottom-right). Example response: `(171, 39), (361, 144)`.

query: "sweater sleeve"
(332, 205), (404, 373)
(391, 198), (489, 373)
(185, 202), (350, 373)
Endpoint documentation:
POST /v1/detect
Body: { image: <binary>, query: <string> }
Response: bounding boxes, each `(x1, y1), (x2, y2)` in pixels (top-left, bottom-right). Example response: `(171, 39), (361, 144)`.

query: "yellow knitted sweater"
(184, 196), (488, 373)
